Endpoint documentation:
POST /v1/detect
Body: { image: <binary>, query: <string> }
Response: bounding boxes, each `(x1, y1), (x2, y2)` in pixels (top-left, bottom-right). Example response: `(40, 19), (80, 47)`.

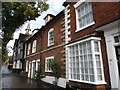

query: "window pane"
(77, 2), (93, 28)
(94, 41), (99, 52)
(114, 36), (119, 43)
(68, 40), (103, 83)
(49, 29), (54, 45)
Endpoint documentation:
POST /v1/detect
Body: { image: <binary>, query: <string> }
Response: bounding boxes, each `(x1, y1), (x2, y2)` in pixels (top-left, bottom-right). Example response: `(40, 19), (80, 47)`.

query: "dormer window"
(48, 28), (54, 46)
(44, 14), (54, 24)
(74, 1), (95, 32)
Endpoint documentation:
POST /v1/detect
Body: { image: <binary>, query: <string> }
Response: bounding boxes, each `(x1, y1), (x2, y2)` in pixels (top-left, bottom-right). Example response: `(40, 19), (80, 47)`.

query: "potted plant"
(48, 59), (60, 85)
(35, 65), (46, 82)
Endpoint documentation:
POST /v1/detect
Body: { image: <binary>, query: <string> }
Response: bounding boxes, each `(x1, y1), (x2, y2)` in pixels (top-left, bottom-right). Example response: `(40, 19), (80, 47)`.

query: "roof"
(43, 14), (55, 20)
(25, 10), (64, 43)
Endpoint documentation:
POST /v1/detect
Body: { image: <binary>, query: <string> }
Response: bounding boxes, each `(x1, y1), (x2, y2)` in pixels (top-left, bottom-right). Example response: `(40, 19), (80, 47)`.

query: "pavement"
(1, 65), (66, 90)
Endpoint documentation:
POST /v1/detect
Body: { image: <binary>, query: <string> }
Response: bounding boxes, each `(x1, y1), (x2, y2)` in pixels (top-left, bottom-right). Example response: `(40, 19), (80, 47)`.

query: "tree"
(2, 1), (49, 62)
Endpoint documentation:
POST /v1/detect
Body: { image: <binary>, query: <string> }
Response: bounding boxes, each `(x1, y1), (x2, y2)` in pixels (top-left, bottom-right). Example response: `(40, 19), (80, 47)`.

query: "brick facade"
(13, 1), (120, 89)
(63, 1), (119, 90)
(24, 11), (66, 85)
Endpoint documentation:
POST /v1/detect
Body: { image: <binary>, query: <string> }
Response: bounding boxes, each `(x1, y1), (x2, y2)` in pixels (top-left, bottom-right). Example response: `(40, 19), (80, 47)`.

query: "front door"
(31, 62), (36, 79)
(115, 46), (120, 77)
(28, 62), (31, 78)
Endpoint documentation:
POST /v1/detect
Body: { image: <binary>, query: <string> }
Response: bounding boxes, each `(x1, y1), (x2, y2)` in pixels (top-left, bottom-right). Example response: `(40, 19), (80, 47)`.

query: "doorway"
(31, 62), (36, 78)
(115, 46), (120, 77)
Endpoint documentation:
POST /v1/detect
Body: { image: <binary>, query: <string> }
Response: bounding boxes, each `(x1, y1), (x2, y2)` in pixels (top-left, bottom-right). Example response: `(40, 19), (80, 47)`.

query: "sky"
(7, 0), (66, 56)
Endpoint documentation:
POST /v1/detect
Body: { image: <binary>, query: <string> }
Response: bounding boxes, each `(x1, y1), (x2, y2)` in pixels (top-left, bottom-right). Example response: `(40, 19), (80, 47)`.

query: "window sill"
(48, 43), (54, 47)
(75, 22), (95, 32)
(69, 79), (107, 85)
(45, 71), (52, 73)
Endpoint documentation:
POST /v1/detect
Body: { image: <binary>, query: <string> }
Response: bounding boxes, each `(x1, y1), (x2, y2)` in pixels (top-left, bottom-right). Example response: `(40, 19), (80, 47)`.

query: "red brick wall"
(93, 2), (119, 28)
(63, 2), (119, 89)
(25, 11), (64, 77)
(67, 2), (119, 43)
(40, 12), (64, 76)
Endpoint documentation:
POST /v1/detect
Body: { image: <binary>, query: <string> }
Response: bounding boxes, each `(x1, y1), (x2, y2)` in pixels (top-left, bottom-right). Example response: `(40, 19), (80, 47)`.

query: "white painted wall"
(96, 20), (120, 90)
(42, 76), (66, 88)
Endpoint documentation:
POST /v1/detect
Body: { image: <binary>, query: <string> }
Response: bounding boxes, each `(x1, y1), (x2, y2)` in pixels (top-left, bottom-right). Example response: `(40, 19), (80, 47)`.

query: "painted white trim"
(95, 19), (120, 32)
(42, 76), (66, 88)
(36, 59), (40, 71)
(24, 44), (27, 58)
(66, 4), (70, 9)
(28, 61), (31, 78)
(27, 43), (31, 55)
(26, 61), (29, 72)
(45, 56), (54, 72)
(69, 79), (106, 85)
(31, 60), (36, 78)
(67, 37), (101, 47)
(32, 40), (37, 53)
(48, 28), (54, 46)
(96, 20), (120, 89)
(75, 21), (95, 32)
(74, 0), (86, 8)
(74, 1), (95, 32)
(67, 38), (106, 84)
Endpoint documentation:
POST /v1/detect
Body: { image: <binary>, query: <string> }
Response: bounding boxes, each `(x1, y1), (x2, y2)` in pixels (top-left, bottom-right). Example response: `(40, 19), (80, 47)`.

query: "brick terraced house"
(63, 1), (120, 90)
(24, 11), (67, 88)
(12, 1), (120, 90)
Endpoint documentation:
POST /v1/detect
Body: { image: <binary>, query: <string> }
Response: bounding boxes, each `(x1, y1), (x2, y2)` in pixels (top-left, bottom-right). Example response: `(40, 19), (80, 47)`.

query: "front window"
(27, 43), (31, 55)
(48, 28), (54, 46)
(45, 56), (54, 72)
(67, 37), (105, 84)
(74, 1), (94, 31)
(114, 35), (120, 43)
(32, 40), (37, 53)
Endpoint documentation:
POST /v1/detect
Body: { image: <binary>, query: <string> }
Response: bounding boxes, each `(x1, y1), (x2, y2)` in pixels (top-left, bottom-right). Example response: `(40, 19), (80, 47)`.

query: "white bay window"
(67, 37), (106, 84)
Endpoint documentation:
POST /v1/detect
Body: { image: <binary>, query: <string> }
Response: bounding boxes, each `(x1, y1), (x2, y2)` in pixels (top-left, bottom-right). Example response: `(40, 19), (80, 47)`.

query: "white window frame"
(74, 0), (95, 32)
(13, 61), (16, 68)
(16, 60), (22, 69)
(36, 59), (40, 71)
(24, 44), (27, 58)
(48, 28), (54, 46)
(27, 43), (31, 55)
(18, 48), (20, 54)
(67, 37), (106, 85)
(45, 56), (54, 72)
(26, 61), (29, 72)
(32, 40), (37, 53)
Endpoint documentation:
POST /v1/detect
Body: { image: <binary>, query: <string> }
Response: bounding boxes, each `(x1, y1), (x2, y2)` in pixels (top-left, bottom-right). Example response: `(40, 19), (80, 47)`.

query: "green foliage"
(20, 72), (28, 77)
(2, 1), (49, 63)
(35, 65), (46, 81)
(48, 59), (60, 85)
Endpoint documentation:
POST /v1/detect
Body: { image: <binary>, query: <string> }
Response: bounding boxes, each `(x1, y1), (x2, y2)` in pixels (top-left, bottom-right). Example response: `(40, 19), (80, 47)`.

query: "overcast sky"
(7, 0), (66, 56)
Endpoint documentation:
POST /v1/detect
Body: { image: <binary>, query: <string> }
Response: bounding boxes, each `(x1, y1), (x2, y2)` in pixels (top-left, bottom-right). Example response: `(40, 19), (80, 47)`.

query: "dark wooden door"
(115, 46), (120, 77)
